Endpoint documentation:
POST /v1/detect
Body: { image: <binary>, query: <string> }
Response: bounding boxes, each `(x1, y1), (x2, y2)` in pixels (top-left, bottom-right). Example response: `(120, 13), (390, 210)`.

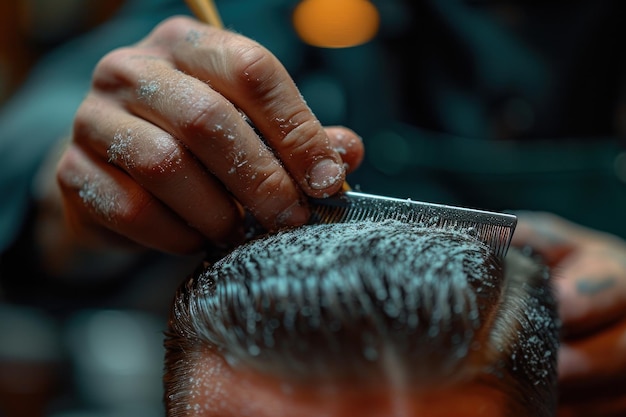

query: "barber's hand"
(511, 211), (626, 417)
(56, 16), (364, 254)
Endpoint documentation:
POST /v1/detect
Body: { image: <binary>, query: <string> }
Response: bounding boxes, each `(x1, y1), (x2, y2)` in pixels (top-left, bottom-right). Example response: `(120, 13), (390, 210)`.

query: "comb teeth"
(309, 191), (517, 258)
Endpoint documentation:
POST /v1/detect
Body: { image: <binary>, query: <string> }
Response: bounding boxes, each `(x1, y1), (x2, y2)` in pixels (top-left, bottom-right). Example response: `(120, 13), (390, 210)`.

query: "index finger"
(165, 17), (347, 198)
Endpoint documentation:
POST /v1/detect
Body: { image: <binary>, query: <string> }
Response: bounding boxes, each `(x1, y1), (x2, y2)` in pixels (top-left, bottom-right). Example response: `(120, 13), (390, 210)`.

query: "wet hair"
(163, 219), (559, 416)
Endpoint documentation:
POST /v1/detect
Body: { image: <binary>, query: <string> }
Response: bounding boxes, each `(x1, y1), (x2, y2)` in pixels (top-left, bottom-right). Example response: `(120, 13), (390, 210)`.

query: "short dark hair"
(163, 219), (559, 416)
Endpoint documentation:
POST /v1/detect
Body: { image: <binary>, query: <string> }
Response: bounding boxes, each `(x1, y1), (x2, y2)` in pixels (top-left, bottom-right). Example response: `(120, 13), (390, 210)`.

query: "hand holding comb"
(182, 0), (517, 257)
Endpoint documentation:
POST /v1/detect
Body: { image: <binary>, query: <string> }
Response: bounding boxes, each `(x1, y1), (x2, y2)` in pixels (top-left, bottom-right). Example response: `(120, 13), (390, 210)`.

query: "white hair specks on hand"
(108, 128), (136, 168)
(75, 174), (120, 222)
(185, 29), (204, 47)
(137, 79), (160, 102)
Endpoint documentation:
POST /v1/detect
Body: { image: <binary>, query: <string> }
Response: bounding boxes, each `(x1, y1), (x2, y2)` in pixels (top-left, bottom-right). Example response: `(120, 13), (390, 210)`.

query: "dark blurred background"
(0, 2), (172, 416)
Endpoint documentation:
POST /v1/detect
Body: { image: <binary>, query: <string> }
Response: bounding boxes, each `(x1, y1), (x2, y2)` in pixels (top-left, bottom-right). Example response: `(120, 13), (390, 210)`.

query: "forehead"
(183, 350), (506, 417)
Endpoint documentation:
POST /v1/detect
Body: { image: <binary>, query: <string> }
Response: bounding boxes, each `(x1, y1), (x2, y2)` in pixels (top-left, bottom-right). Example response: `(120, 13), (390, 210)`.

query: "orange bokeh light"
(292, 0), (380, 48)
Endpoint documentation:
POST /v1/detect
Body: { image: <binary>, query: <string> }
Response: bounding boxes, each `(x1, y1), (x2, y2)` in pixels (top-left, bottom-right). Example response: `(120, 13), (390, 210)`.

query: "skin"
(52, 15), (364, 257)
(183, 351), (507, 417)
(512, 211), (626, 417)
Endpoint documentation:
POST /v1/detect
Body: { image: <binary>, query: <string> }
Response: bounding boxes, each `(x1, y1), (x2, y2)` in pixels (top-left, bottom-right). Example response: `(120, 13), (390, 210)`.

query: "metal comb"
(309, 191), (517, 258)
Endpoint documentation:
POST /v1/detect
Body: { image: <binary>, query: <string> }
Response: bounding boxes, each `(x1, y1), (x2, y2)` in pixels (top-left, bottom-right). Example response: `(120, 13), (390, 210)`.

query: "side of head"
(163, 220), (559, 417)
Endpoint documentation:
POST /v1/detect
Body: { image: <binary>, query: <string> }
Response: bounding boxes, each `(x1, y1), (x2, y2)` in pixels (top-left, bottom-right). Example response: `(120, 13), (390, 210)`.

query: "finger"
(94, 44), (311, 231)
(57, 142), (206, 254)
(556, 254), (626, 335)
(324, 126), (364, 174)
(558, 319), (626, 387)
(154, 16), (347, 197)
(510, 211), (579, 265)
(74, 94), (245, 246)
(558, 320), (626, 417)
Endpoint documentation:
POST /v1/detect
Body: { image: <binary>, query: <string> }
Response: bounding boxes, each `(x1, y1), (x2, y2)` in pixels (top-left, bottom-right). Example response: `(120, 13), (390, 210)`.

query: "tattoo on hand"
(575, 277), (617, 295)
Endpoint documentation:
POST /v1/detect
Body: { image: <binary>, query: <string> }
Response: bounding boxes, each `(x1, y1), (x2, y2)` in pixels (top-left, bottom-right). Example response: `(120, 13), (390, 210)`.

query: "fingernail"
(307, 159), (344, 190)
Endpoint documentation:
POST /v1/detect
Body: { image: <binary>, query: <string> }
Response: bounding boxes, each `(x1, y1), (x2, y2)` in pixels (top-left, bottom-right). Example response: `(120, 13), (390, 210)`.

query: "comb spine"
(309, 192), (517, 257)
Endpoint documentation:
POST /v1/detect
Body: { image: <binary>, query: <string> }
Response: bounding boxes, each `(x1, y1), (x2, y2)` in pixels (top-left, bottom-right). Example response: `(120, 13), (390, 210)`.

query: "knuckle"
(115, 190), (154, 226)
(231, 43), (279, 99)
(93, 47), (133, 76)
(72, 102), (93, 143)
(72, 95), (104, 145)
(55, 148), (80, 190)
(84, 178), (151, 228)
(184, 98), (223, 136)
(152, 15), (193, 38)
(56, 152), (136, 225)
(140, 141), (186, 181)
(253, 169), (293, 203)
(56, 144), (200, 252)
(92, 47), (139, 91)
(280, 114), (324, 152)
(140, 15), (197, 49)
(108, 130), (184, 183)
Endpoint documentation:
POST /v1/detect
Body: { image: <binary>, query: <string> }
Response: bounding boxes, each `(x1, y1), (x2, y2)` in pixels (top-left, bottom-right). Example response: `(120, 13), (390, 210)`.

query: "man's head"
(163, 219), (559, 417)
